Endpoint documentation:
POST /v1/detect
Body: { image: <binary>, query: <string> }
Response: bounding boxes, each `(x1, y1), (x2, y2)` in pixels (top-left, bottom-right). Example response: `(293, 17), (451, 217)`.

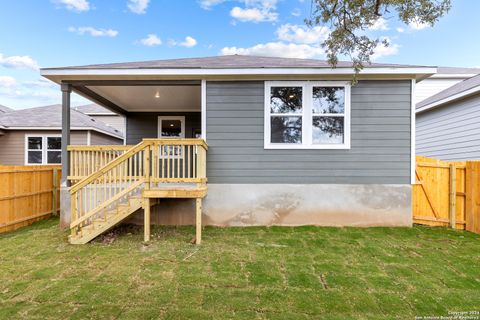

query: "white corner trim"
(264, 81), (351, 150)
(416, 85), (480, 114)
(41, 67), (437, 77)
(411, 79), (416, 185)
(201, 79), (207, 140)
(87, 130), (91, 146)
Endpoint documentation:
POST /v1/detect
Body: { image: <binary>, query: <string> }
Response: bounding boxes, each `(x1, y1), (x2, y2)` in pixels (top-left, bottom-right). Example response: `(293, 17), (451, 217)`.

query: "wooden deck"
(67, 138), (208, 244)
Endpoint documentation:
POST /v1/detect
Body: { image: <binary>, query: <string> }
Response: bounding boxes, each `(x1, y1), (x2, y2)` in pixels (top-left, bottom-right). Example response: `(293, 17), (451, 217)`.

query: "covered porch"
(56, 80), (208, 244)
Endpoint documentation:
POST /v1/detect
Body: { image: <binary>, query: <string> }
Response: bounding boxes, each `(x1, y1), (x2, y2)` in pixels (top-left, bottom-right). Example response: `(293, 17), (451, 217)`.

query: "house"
(416, 74), (480, 161)
(40, 55), (436, 244)
(73, 103), (126, 138)
(0, 104), (123, 165)
(414, 66), (480, 104)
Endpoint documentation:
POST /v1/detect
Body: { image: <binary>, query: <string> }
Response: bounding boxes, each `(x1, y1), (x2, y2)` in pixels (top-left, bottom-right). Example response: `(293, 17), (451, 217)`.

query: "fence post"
(449, 163), (456, 229)
(52, 168), (58, 216)
(465, 161), (479, 233)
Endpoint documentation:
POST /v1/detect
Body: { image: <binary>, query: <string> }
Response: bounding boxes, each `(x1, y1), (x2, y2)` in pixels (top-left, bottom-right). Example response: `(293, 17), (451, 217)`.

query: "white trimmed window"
(25, 135), (61, 165)
(264, 81), (351, 149)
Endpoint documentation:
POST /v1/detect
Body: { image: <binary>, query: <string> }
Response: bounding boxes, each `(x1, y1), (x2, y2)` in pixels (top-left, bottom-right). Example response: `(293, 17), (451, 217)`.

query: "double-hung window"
(25, 135), (61, 165)
(264, 81), (351, 149)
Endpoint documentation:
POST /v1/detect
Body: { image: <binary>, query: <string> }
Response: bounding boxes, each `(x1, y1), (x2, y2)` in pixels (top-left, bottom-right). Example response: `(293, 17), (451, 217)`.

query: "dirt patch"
(92, 224), (142, 245)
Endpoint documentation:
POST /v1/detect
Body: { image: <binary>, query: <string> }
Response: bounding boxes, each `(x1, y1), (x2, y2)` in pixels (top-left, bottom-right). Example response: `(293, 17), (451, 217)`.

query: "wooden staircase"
(68, 139), (208, 244)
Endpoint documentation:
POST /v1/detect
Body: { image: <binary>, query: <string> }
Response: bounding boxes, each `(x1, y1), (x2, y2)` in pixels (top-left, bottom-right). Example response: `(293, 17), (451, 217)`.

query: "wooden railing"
(68, 145), (133, 183)
(69, 139), (208, 234)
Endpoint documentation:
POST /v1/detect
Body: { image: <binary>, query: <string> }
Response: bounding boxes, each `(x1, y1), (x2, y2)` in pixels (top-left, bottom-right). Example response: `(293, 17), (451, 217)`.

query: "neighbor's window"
(26, 135), (61, 165)
(265, 81), (350, 149)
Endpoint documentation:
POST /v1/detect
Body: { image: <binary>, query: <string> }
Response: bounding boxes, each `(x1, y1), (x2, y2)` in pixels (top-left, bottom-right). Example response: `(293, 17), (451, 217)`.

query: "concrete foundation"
(59, 185), (71, 229)
(127, 184), (412, 227)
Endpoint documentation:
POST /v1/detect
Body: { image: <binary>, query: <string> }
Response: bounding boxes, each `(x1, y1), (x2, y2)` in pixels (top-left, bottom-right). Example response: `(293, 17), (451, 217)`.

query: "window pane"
(47, 137), (61, 150)
(312, 87), (345, 114)
(312, 117), (344, 144)
(270, 87), (302, 114)
(161, 120), (182, 137)
(28, 151), (42, 164)
(47, 151), (61, 164)
(28, 137), (42, 150)
(271, 116), (302, 144)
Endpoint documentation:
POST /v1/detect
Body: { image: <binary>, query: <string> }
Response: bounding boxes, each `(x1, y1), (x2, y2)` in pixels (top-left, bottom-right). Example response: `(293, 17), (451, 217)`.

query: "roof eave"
(416, 85), (480, 114)
(41, 67), (437, 83)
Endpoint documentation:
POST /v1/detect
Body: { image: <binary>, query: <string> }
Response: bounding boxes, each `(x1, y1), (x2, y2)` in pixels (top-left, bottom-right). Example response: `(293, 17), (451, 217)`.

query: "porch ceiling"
(84, 85), (201, 112)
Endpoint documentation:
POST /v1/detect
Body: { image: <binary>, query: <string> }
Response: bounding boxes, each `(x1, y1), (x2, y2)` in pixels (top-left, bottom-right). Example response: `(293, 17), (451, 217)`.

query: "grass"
(0, 218), (479, 319)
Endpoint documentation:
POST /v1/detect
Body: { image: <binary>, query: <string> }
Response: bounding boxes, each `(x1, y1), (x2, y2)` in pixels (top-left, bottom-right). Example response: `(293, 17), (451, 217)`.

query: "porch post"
(61, 83), (71, 186)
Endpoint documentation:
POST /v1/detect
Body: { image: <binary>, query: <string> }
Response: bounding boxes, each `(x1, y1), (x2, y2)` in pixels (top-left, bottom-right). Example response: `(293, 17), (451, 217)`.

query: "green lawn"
(0, 218), (479, 319)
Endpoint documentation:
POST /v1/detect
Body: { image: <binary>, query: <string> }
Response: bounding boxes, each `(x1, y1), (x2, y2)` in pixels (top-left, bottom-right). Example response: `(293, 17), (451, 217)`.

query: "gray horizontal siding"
(416, 94), (480, 161)
(206, 80), (412, 184)
(126, 112), (201, 144)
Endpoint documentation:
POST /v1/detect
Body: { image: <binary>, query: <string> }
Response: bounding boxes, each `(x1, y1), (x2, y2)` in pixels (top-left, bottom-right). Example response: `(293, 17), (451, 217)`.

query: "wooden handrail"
(143, 138), (208, 150)
(68, 145), (133, 151)
(70, 140), (150, 194)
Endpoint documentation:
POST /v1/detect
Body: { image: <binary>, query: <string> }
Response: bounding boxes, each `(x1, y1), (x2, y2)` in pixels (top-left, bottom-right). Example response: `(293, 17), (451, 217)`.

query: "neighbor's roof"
(0, 104), (123, 139)
(73, 103), (117, 115)
(42, 55), (428, 70)
(416, 74), (480, 112)
(0, 104), (13, 113)
(436, 66), (480, 74)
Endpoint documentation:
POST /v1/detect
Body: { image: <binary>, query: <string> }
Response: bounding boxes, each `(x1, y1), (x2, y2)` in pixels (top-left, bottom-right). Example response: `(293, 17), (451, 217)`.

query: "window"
(265, 81), (350, 149)
(158, 116), (185, 157)
(25, 135), (62, 165)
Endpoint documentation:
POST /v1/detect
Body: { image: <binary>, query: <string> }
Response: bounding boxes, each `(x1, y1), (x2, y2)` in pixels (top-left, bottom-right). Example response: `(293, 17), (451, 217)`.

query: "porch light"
(155, 91), (160, 98)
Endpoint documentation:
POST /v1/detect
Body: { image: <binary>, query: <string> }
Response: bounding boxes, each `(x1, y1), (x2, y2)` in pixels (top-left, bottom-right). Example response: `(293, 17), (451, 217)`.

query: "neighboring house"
(0, 104), (13, 113)
(73, 103), (126, 138)
(416, 74), (480, 161)
(414, 66), (480, 104)
(40, 55), (436, 244)
(0, 104), (123, 165)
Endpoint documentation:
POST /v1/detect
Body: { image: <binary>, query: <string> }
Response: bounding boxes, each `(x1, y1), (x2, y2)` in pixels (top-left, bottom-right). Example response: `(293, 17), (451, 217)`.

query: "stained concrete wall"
(127, 184), (412, 227)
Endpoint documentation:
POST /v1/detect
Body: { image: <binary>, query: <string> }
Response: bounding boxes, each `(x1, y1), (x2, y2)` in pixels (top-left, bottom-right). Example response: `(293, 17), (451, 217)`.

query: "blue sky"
(0, 0), (478, 109)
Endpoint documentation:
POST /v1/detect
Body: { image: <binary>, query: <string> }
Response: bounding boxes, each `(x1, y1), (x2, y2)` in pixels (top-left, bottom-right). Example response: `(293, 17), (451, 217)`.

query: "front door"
(158, 116), (185, 138)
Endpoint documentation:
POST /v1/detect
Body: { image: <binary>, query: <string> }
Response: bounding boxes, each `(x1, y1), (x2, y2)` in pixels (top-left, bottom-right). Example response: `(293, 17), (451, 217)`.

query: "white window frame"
(264, 81), (351, 150)
(24, 134), (62, 165)
(157, 116), (186, 139)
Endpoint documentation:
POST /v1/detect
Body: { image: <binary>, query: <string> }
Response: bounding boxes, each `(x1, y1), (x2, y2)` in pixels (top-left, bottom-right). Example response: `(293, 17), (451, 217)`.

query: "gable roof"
(42, 55), (427, 70)
(416, 74), (480, 113)
(0, 104), (123, 139)
(0, 104), (13, 113)
(73, 103), (117, 115)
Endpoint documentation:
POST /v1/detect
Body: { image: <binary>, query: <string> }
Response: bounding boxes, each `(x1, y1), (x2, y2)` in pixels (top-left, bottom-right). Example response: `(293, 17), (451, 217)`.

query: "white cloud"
(408, 20), (430, 30)
(371, 37), (400, 60)
(396, 27), (405, 33)
(140, 34), (162, 46)
(276, 24), (330, 44)
(127, 0), (150, 14)
(55, 0), (90, 12)
(291, 8), (301, 17)
(221, 42), (325, 59)
(0, 76), (17, 88)
(68, 26), (119, 37)
(369, 17), (389, 31)
(199, 0), (225, 10)
(0, 53), (39, 70)
(179, 36), (198, 48)
(230, 6), (277, 22)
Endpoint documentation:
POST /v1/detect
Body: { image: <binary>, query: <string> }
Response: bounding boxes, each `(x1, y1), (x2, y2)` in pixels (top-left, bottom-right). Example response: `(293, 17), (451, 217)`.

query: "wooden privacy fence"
(413, 156), (480, 234)
(0, 165), (61, 233)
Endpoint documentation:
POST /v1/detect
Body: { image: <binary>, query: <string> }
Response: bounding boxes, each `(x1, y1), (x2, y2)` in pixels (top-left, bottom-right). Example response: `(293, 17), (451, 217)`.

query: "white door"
(158, 116), (185, 138)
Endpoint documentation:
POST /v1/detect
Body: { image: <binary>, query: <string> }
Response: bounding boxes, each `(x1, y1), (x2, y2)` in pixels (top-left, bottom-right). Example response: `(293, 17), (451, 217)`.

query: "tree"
(306, 0), (451, 74)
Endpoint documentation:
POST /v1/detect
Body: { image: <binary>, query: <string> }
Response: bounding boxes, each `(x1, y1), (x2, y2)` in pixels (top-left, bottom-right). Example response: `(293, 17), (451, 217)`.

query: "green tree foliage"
(306, 0), (451, 73)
